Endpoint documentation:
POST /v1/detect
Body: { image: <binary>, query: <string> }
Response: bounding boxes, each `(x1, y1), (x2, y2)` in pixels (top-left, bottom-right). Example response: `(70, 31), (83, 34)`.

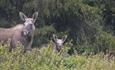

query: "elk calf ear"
(53, 34), (57, 42)
(62, 35), (67, 42)
(19, 12), (27, 21)
(32, 12), (38, 23)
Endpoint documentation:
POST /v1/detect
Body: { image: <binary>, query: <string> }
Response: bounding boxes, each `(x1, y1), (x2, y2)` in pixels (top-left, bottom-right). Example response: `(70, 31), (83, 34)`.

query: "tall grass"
(0, 44), (115, 70)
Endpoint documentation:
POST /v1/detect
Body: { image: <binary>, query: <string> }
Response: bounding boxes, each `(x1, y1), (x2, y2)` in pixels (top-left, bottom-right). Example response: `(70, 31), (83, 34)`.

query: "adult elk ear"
(19, 12), (27, 21)
(32, 12), (38, 23)
(62, 35), (67, 42)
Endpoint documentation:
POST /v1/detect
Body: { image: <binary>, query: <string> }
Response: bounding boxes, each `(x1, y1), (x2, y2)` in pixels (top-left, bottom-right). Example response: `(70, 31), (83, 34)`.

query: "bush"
(0, 44), (115, 70)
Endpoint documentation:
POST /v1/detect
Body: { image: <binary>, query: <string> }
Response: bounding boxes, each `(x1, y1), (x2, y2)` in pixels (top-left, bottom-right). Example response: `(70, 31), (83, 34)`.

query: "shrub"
(0, 44), (115, 70)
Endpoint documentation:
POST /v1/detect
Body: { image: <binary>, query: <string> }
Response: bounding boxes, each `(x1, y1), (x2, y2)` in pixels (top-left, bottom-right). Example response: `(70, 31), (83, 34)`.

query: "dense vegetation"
(0, 0), (115, 69)
(0, 44), (115, 70)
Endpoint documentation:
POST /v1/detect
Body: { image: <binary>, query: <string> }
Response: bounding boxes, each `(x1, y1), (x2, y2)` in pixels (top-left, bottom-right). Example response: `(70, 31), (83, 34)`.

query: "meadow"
(0, 43), (115, 70)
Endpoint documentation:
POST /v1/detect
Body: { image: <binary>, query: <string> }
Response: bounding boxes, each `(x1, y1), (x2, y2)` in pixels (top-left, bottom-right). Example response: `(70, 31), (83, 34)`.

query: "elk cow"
(0, 12), (38, 52)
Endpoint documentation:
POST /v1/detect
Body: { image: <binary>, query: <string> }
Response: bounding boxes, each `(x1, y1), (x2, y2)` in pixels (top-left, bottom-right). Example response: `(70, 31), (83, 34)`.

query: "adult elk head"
(19, 12), (38, 37)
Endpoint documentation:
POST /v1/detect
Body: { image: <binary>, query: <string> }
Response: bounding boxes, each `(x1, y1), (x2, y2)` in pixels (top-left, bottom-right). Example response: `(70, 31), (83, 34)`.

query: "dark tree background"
(0, 0), (115, 54)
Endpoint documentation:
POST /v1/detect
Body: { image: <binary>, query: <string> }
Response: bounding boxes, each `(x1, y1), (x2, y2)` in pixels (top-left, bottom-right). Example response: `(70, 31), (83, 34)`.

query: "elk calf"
(39, 34), (67, 52)
(52, 34), (67, 52)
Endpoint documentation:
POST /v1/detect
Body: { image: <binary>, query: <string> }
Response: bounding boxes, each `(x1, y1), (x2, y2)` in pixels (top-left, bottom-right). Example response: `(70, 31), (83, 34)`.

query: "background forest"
(0, 0), (115, 55)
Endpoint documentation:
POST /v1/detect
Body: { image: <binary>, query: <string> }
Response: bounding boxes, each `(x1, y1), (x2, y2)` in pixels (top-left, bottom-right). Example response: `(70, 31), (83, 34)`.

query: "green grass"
(0, 44), (115, 70)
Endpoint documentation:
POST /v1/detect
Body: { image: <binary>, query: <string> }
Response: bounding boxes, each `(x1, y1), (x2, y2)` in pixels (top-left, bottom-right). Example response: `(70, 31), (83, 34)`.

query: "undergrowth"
(0, 44), (115, 70)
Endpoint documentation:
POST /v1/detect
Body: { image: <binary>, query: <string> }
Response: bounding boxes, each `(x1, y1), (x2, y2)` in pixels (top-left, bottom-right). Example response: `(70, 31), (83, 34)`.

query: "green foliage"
(0, 44), (115, 70)
(0, 18), (10, 27)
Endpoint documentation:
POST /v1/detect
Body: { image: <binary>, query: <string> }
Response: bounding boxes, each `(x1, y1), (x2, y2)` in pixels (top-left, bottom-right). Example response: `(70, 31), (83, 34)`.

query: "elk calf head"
(52, 34), (67, 52)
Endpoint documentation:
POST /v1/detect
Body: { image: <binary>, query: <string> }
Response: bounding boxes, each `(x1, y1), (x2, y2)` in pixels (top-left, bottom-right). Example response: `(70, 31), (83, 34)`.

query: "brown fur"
(0, 24), (24, 42)
(10, 25), (34, 52)
(0, 24), (33, 52)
